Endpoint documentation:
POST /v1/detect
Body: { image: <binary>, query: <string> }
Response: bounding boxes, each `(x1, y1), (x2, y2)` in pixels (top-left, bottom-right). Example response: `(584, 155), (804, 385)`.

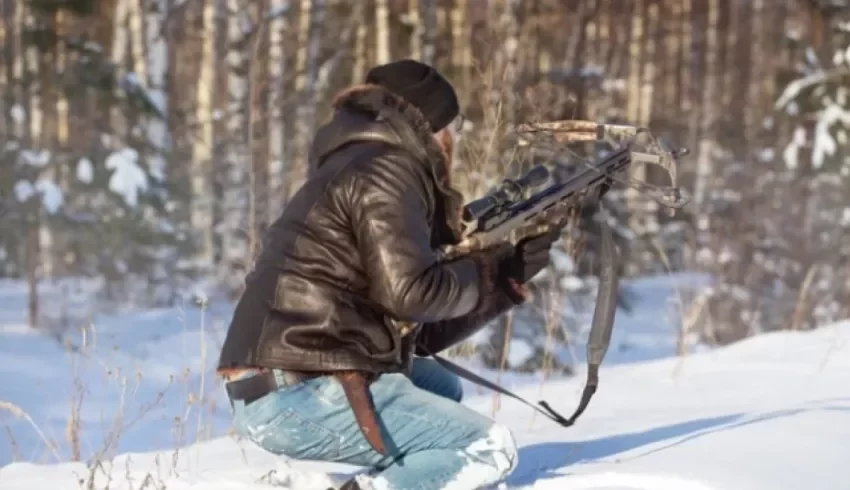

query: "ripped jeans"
(230, 357), (518, 490)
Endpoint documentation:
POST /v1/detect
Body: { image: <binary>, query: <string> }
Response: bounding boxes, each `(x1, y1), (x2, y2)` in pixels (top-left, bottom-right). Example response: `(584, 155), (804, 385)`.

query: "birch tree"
(190, 0), (217, 271)
(625, 0), (646, 240)
(408, 0), (421, 60)
(267, 0), (289, 220)
(143, 0), (169, 179)
(352, 1), (369, 81)
(420, 0), (437, 66)
(285, 0), (324, 201)
(218, 0), (250, 288)
(1, 0), (848, 354)
(284, 0), (313, 202)
(449, 0), (467, 93)
(375, 0), (391, 64)
(693, 0), (719, 210)
(15, 4), (50, 327)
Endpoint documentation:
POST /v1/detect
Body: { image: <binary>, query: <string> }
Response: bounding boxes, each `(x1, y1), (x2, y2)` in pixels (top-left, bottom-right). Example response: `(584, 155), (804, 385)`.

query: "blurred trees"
(1, 0), (848, 367)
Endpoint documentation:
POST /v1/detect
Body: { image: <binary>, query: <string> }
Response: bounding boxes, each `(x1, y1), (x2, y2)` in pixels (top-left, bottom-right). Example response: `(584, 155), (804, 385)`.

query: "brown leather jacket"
(217, 84), (524, 376)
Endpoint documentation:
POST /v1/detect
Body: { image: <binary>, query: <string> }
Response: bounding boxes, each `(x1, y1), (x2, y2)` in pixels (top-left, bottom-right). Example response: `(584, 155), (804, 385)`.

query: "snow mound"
(1, 317), (848, 489)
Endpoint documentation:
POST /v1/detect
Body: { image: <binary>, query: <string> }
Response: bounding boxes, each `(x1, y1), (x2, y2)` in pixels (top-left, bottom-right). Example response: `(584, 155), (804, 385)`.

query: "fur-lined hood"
(309, 84), (465, 243)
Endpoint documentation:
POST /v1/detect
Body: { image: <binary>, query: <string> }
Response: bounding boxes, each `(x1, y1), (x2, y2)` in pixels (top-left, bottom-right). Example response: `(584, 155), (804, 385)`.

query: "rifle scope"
(462, 165), (550, 222)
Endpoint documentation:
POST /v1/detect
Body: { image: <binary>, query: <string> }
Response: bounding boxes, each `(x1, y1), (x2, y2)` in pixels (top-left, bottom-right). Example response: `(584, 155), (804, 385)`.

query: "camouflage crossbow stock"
(398, 119), (691, 430)
(445, 119), (690, 259)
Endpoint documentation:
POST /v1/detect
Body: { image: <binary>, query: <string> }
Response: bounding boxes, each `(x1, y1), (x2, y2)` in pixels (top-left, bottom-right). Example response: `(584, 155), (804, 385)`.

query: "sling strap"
(422, 220), (620, 427)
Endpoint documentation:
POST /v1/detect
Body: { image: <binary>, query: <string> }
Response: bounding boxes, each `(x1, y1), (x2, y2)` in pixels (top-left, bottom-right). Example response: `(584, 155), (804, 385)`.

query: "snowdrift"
(1, 277), (849, 489)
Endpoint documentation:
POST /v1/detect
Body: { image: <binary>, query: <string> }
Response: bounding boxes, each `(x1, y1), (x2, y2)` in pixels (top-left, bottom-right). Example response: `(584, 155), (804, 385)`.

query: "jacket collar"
(311, 84), (465, 243)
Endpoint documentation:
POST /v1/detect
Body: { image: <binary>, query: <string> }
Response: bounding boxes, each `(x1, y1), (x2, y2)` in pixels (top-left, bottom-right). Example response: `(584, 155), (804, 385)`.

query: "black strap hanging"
(422, 220), (620, 427)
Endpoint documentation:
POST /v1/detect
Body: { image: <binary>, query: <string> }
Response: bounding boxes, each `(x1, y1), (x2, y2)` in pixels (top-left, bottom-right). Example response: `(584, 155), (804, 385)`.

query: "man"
(216, 59), (558, 490)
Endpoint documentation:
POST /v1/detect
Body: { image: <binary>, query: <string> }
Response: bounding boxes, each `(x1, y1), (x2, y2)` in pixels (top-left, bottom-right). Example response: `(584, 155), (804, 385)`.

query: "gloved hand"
(464, 229), (560, 306)
(500, 229), (560, 284)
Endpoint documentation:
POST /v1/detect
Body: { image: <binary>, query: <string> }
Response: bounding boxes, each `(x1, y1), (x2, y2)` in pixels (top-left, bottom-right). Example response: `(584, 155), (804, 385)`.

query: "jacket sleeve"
(350, 151), (485, 323)
(414, 280), (526, 355)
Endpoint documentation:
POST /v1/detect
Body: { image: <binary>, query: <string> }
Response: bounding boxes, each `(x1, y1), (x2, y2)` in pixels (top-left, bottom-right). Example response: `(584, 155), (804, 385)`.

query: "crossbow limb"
(514, 119), (691, 214)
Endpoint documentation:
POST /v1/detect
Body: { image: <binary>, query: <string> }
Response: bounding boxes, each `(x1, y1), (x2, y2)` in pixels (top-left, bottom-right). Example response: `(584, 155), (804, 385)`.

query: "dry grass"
(491, 310), (515, 416)
(0, 293), (230, 490)
(649, 237), (704, 379)
(790, 264), (819, 332)
(450, 31), (613, 418)
(452, 41), (618, 422)
(0, 400), (62, 463)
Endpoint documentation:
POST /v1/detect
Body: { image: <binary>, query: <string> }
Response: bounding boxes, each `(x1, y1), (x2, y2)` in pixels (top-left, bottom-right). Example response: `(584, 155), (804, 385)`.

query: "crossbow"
(441, 119), (690, 260)
(398, 120), (691, 435)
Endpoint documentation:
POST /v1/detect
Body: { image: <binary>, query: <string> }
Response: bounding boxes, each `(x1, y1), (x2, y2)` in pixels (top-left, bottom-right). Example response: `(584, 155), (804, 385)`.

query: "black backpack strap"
(422, 220), (620, 427)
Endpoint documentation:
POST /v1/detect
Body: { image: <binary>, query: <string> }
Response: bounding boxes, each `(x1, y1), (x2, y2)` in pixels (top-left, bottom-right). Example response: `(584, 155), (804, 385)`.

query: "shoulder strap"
(421, 220), (620, 428)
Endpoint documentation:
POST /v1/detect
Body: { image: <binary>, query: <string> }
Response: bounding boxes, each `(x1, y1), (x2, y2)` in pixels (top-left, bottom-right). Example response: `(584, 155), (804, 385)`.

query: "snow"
(105, 148), (148, 207)
(1, 277), (849, 490)
(264, 2), (292, 21)
(34, 179), (64, 214)
(775, 41), (850, 171)
(9, 104), (26, 124)
(77, 158), (94, 184)
(13, 181), (35, 202)
(20, 149), (50, 168)
(782, 126), (806, 170)
(13, 179), (64, 213)
(775, 72), (826, 111)
(812, 103), (850, 169)
(506, 339), (536, 367)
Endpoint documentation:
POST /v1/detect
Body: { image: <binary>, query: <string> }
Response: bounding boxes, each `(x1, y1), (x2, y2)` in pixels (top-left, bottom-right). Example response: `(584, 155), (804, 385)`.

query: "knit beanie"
(365, 59), (460, 133)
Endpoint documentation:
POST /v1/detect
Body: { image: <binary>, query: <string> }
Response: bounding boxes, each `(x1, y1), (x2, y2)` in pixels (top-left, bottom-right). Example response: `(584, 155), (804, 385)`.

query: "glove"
(500, 229), (560, 284)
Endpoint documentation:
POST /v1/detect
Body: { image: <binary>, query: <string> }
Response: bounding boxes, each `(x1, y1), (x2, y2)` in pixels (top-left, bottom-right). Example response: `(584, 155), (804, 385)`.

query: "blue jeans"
(230, 357), (518, 490)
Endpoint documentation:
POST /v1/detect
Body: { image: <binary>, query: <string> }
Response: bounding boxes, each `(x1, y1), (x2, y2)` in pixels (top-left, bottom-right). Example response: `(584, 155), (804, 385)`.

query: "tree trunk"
(375, 0), (390, 64)
(420, 0), (437, 66)
(247, 3), (268, 262)
(352, 1), (369, 81)
(128, 0), (147, 83)
(408, 0), (421, 60)
(55, 10), (69, 152)
(22, 8), (42, 327)
(685, 0), (705, 196)
(693, 0), (720, 210)
(219, 0), (249, 284)
(190, 0), (217, 271)
(145, 0), (168, 183)
(449, 0), (469, 94)
(267, 0), (288, 220)
(673, 0), (687, 122)
(730, 0), (752, 157)
(625, 0), (645, 240)
(285, 0), (313, 201)
(303, 0), (325, 139)
(111, 0), (129, 136)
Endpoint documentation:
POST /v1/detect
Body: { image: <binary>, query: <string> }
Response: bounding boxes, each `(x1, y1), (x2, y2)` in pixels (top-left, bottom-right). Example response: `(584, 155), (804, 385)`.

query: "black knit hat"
(365, 59), (460, 133)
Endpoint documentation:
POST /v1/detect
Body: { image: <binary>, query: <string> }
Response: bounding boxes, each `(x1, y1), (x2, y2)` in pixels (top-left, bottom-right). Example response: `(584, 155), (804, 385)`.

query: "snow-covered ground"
(1, 276), (849, 489)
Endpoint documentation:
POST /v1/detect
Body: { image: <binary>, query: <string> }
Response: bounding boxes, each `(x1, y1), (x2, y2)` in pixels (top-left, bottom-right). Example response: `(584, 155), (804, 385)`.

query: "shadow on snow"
(508, 400), (850, 487)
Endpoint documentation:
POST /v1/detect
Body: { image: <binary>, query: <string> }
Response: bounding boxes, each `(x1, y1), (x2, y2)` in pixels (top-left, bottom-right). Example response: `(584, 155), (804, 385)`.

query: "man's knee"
(446, 372), (464, 402)
(432, 361), (463, 402)
(410, 357), (464, 402)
